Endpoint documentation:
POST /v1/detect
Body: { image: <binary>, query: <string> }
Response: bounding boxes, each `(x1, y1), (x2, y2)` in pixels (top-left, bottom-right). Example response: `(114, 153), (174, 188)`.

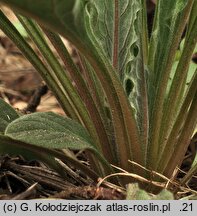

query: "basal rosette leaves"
(0, 0), (145, 168)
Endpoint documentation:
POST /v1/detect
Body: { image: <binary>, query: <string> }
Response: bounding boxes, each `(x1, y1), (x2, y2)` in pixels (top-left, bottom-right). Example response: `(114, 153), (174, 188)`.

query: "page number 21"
(180, 203), (193, 212)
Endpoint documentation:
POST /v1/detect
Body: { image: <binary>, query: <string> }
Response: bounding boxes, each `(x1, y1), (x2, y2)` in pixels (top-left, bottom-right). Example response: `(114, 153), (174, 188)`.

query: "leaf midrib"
(112, 0), (119, 71)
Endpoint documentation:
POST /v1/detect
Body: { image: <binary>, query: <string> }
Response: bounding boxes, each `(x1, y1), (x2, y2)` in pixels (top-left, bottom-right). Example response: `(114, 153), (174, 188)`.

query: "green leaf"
(0, 99), (19, 132)
(86, 0), (148, 157)
(0, 134), (66, 178)
(86, 0), (148, 163)
(4, 112), (113, 175)
(167, 61), (197, 96)
(148, 0), (190, 86)
(5, 112), (97, 151)
(86, 1), (141, 75)
(147, 0), (194, 170)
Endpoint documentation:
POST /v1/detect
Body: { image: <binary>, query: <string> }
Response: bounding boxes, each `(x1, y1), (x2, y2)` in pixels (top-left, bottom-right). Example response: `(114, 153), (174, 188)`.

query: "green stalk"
(137, 11), (149, 162)
(147, 1), (193, 170)
(157, 70), (197, 174)
(77, 55), (116, 159)
(77, 54), (108, 120)
(147, 0), (160, 70)
(87, 46), (143, 173)
(17, 16), (82, 118)
(42, 29), (115, 164)
(17, 17), (102, 151)
(163, 90), (197, 178)
(185, 0), (197, 38)
(158, 16), (197, 159)
(0, 10), (78, 120)
(17, 16), (113, 176)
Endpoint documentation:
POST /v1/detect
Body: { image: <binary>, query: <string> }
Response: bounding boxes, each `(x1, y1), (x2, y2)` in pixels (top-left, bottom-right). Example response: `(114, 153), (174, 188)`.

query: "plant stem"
(157, 70), (197, 174)
(42, 30), (115, 164)
(17, 16), (113, 176)
(158, 16), (197, 160)
(87, 45), (143, 173)
(164, 90), (197, 178)
(113, 0), (119, 71)
(147, 0), (193, 170)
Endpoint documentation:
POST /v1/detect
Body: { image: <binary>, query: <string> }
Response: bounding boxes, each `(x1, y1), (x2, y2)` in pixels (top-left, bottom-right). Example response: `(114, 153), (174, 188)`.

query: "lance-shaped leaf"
(0, 99), (19, 133)
(147, 0), (194, 169)
(85, 0), (148, 149)
(86, 0), (143, 77)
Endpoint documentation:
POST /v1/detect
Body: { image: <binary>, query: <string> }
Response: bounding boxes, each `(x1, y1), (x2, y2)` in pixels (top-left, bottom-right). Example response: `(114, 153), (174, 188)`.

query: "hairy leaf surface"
(147, 0), (194, 169)
(5, 112), (97, 151)
(147, 0), (192, 116)
(148, 0), (191, 101)
(86, 1), (140, 76)
(86, 0), (148, 144)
